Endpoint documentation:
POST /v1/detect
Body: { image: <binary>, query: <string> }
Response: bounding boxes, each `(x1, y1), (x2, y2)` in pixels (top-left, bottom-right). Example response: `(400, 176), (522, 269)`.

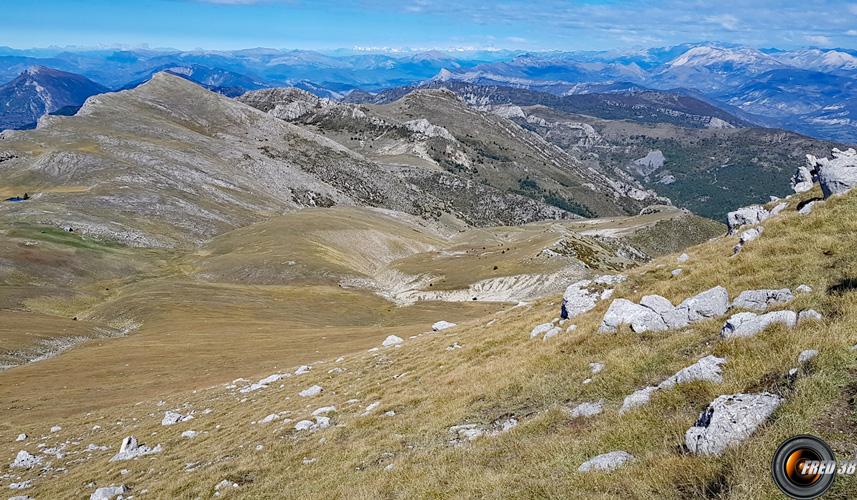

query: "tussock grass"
(4, 188), (857, 498)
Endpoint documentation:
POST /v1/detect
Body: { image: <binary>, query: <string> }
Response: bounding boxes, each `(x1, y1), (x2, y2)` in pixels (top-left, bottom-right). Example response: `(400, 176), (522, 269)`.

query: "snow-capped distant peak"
(820, 50), (857, 69)
(433, 68), (455, 81)
(668, 46), (778, 68)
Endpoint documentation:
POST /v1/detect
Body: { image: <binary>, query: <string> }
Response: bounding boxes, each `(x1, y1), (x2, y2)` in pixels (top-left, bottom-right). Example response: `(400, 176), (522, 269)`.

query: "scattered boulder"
(8, 480), (32, 490)
(529, 323), (554, 338)
(791, 165), (815, 193)
(448, 424), (485, 445)
(312, 406), (336, 416)
(10, 450), (42, 469)
(807, 148), (857, 198)
(658, 356), (727, 389)
(599, 299), (667, 333)
(432, 321), (456, 331)
(727, 205), (769, 233)
(15, 433), (27, 442)
(382, 335), (404, 348)
(720, 310), (797, 339)
(294, 365), (311, 375)
(799, 309), (823, 324)
(161, 410), (192, 426)
(798, 349), (818, 364)
(299, 385), (323, 397)
(239, 373), (285, 393)
(294, 420), (315, 431)
(676, 286), (729, 323)
(214, 479), (240, 494)
(685, 392), (782, 455)
(569, 400), (604, 418)
(561, 275), (626, 320)
(315, 416), (331, 429)
(543, 326), (562, 341)
(619, 386), (658, 414)
(731, 289), (794, 311)
(798, 201), (817, 215)
(90, 485), (126, 500)
(259, 413), (279, 424)
(110, 436), (162, 461)
(577, 451), (634, 472)
(447, 341), (463, 351)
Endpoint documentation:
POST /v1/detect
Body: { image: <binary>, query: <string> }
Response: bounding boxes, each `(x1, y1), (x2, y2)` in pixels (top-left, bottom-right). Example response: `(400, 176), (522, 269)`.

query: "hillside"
(239, 86), (665, 218)
(1, 154), (855, 498)
(0, 66), (107, 130)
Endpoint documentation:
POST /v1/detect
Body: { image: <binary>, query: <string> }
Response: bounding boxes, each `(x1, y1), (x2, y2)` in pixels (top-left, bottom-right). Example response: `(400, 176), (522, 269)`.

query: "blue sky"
(3, 0), (857, 52)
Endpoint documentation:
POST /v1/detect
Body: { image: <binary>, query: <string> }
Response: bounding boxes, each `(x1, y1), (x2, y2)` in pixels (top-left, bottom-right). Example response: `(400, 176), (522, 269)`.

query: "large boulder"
(598, 299), (667, 333)
(731, 288), (794, 311)
(726, 205), (769, 233)
(720, 310), (797, 339)
(790, 165), (815, 193)
(676, 286), (729, 322)
(807, 148), (857, 198)
(577, 451), (634, 472)
(685, 393), (782, 455)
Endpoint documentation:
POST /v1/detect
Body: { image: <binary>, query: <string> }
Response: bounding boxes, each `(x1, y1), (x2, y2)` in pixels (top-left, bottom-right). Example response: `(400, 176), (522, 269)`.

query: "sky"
(2, 0), (857, 52)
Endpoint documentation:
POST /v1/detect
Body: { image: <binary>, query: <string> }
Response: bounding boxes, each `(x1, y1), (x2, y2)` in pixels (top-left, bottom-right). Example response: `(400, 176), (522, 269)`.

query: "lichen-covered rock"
(577, 451), (634, 472)
(685, 392), (782, 455)
(731, 288), (794, 311)
(720, 310), (797, 339)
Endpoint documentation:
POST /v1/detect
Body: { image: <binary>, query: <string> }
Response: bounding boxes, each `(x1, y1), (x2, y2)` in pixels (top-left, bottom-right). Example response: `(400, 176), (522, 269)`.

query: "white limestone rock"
(807, 148), (857, 198)
(791, 165), (815, 193)
(685, 393), (782, 455)
(770, 202), (788, 216)
(589, 362), (605, 375)
(577, 451), (634, 472)
(731, 288), (794, 311)
(294, 420), (315, 431)
(181, 430), (198, 439)
(671, 268), (683, 277)
(677, 253), (689, 263)
(799, 309), (823, 323)
(727, 205), (769, 233)
(294, 365), (311, 375)
(90, 485), (126, 500)
(599, 299), (667, 333)
(529, 322), (554, 339)
(569, 400), (604, 418)
(739, 227), (763, 245)
(798, 349), (819, 364)
(161, 410), (192, 426)
(619, 386), (658, 414)
(796, 284), (813, 294)
(312, 406), (336, 416)
(382, 335), (404, 347)
(798, 201), (817, 215)
(110, 436), (162, 461)
(720, 310), (797, 339)
(10, 450), (42, 469)
(659, 355), (727, 389)
(299, 385), (323, 397)
(432, 321), (456, 331)
(15, 433), (27, 442)
(542, 326), (562, 341)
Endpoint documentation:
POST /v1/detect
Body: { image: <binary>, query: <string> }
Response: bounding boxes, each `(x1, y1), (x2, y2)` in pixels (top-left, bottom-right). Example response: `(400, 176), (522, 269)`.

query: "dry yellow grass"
(1, 188), (855, 498)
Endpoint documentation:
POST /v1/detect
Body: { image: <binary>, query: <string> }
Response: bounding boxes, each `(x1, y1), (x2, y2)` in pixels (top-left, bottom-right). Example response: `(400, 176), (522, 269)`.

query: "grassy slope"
(3, 188), (855, 498)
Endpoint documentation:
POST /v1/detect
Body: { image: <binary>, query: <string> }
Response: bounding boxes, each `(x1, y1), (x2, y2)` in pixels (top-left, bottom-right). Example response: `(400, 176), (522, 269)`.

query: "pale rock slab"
(577, 451), (634, 472)
(798, 349), (818, 364)
(90, 485), (126, 500)
(10, 450), (42, 469)
(658, 355), (727, 389)
(720, 311), (797, 339)
(727, 205), (769, 233)
(685, 392), (782, 455)
(569, 401), (604, 418)
(798, 309), (823, 323)
(619, 386), (658, 414)
(731, 289), (794, 312)
(432, 321), (456, 331)
(807, 148), (857, 198)
(382, 335), (404, 347)
(299, 385), (323, 397)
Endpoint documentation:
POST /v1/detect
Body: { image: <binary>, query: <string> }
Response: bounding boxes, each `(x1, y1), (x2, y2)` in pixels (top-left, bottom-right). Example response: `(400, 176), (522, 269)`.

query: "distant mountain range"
(0, 43), (856, 143)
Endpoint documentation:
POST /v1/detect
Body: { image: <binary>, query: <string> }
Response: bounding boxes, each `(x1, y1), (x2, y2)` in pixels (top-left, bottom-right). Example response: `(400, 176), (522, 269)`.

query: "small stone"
(798, 309), (823, 324)
(315, 416), (331, 428)
(294, 420), (315, 431)
(543, 326), (562, 341)
(15, 433), (27, 442)
(259, 413), (279, 424)
(382, 335), (404, 347)
(294, 365), (311, 375)
(577, 451), (634, 472)
(589, 362), (604, 375)
(658, 355), (727, 389)
(161, 410), (192, 426)
(181, 430), (198, 439)
(569, 400), (604, 418)
(432, 321), (456, 331)
(299, 385), (323, 397)
(90, 485), (126, 500)
(530, 323), (554, 338)
(671, 268), (683, 277)
(619, 386), (658, 414)
(796, 284), (813, 294)
(677, 253), (689, 263)
(798, 349), (818, 364)
(798, 201), (817, 215)
(312, 406), (336, 416)
(50, 425), (61, 433)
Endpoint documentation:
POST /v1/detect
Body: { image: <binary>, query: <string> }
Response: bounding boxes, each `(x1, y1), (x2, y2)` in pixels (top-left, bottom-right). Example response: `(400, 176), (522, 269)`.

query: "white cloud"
(804, 34), (832, 45)
(705, 14), (740, 31)
(847, 29), (857, 36)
